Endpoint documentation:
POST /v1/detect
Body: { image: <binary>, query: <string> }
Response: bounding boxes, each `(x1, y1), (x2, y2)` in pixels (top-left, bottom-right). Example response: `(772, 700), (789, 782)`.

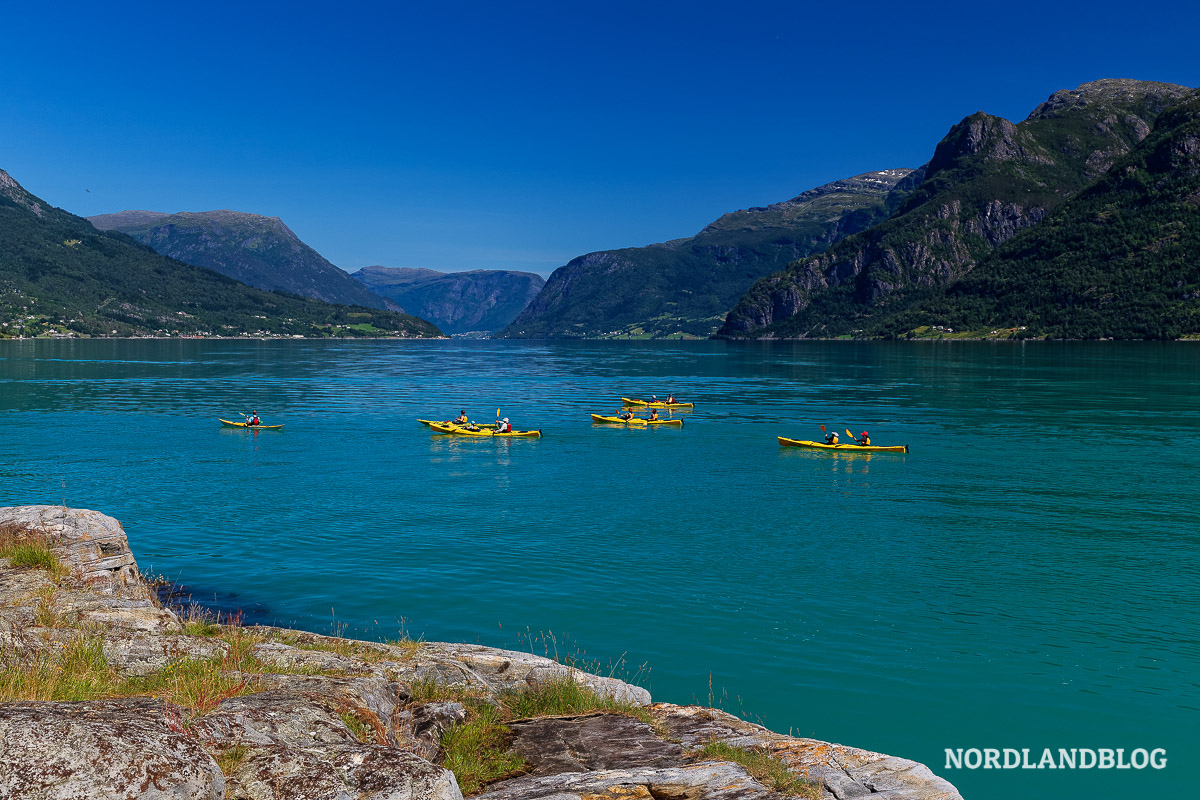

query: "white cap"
(503, 418), (509, 422)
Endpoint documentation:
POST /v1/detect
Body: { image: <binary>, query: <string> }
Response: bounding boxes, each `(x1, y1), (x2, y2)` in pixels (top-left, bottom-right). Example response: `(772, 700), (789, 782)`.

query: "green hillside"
(501, 169), (916, 339)
(0, 170), (442, 339)
(718, 80), (1194, 339)
(88, 209), (395, 311)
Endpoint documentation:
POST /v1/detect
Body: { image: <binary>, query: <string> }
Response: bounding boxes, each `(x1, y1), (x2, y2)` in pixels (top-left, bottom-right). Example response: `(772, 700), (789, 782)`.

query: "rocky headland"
(0, 506), (962, 800)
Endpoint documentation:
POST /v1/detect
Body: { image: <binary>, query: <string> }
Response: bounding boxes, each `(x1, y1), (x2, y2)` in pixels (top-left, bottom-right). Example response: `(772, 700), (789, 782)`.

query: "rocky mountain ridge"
(89, 209), (399, 312)
(718, 79), (1195, 339)
(0, 505), (962, 800)
(502, 169), (917, 339)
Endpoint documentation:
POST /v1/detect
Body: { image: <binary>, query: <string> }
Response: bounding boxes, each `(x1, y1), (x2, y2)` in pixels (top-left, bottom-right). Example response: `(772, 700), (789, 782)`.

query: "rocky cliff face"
(0, 506), (962, 800)
(89, 210), (399, 312)
(501, 169), (916, 339)
(718, 79), (1194, 338)
(352, 267), (545, 334)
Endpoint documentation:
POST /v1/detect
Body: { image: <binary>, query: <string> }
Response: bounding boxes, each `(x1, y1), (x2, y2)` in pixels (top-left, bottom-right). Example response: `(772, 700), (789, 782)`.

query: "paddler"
(244, 411), (260, 427)
(856, 431), (871, 446)
(618, 407), (635, 421)
(824, 430), (839, 445)
(496, 418), (512, 433)
(454, 410), (468, 424)
(666, 393), (675, 404)
(465, 420), (481, 432)
(647, 408), (659, 421)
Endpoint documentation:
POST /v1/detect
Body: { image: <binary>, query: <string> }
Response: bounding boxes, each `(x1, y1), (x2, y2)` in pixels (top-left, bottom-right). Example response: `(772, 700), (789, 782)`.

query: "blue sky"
(3, 1), (1198, 276)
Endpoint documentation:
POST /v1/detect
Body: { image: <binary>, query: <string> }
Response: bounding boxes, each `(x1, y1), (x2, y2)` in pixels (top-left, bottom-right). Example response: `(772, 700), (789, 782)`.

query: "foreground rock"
(0, 506), (961, 799)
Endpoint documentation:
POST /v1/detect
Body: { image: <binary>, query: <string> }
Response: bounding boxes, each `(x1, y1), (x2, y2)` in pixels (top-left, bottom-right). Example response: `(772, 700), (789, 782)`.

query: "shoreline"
(0, 504), (963, 800)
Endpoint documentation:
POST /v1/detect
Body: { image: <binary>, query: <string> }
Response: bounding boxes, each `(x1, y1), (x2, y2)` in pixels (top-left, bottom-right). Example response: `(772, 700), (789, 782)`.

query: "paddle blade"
(819, 424), (826, 432)
(846, 429), (855, 440)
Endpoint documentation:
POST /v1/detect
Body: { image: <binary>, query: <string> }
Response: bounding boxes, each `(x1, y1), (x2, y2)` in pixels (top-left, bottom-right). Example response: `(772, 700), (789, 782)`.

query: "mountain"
(88, 209), (397, 311)
(500, 169), (918, 339)
(718, 79), (1195, 339)
(351, 266), (544, 334)
(866, 92), (1200, 339)
(0, 170), (442, 338)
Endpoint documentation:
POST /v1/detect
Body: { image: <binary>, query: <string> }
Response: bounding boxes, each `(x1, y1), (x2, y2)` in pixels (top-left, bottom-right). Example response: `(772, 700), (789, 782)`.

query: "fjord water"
(2, 339), (1197, 799)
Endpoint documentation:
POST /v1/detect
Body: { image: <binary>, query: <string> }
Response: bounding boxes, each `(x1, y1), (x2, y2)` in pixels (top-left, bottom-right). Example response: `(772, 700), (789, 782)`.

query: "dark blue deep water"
(2, 339), (1197, 799)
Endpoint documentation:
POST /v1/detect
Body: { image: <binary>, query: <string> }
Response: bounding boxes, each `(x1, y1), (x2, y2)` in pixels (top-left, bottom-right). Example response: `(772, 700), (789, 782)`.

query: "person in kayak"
(618, 407), (635, 421)
(824, 430), (839, 445)
(454, 410), (468, 424)
(465, 421), (482, 432)
(857, 431), (871, 446)
(245, 411), (260, 427)
(648, 408), (659, 421)
(666, 393), (675, 404)
(496, 418), (512, 433)
(650, 395), (658, 404)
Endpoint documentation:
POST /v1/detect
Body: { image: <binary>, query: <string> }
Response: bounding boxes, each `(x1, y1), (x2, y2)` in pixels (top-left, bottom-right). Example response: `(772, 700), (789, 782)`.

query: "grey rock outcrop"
(0, 699), (225, 800)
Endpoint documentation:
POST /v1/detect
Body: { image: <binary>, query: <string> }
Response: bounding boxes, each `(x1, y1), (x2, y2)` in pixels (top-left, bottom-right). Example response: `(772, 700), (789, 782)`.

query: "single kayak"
(417, 419), (497, 429)
(219, 419), (284, 430)
(591, 414), (683, 427)
(778, 437), (907, 453)
(429, 422), (542, 438)
(621, 397), (694, 408)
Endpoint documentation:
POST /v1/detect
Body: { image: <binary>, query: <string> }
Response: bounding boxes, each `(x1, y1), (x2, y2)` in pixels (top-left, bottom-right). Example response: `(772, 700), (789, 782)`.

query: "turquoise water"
(1, 339), (1197, 799)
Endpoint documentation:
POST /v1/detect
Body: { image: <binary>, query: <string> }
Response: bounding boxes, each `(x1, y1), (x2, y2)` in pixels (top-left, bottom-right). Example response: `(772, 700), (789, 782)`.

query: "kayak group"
(221, 395), (909, 452)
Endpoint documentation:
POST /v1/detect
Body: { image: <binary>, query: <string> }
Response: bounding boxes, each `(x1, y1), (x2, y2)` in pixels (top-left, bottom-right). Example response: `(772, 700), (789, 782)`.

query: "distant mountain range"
(501, 169), (916, 339)
(88, 210), (395, 311)
(718, 79), (1199, 340)
(352, 266), (544, 334)
(0, 171), (442, 338)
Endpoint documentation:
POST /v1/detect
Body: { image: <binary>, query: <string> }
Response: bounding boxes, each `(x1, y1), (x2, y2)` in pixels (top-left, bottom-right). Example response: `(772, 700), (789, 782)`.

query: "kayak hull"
(418, 419), (497, 429)
(591, 414), (683, 426)
(621, 397), (693, 408)
(220, 419), (283, 430)
(429, 422), (542, 438)
(778, 437), (907, 453)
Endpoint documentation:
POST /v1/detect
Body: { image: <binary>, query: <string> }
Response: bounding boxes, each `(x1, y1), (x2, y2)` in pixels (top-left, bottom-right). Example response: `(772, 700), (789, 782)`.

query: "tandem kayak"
(778, 437), (907, 453)
(621, 397), (694, 408)
(429, 422), (542, 438)
(591, 414), (683, 427)
(417, 419), (498, 429)
(219, 419), (284, 430)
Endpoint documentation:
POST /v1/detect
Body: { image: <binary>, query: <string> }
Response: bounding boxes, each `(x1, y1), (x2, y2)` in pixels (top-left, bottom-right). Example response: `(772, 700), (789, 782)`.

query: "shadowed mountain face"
(499, 169), (917, 339)
(718, 79), (1196, 339)
(352, 266), (545, 334)
(0, 170), (442, 338)
(89, 210), (397, 311)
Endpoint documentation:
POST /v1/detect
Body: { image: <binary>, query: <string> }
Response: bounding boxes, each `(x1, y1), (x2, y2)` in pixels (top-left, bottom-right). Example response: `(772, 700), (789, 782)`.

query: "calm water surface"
(2, 339), (1197, 800)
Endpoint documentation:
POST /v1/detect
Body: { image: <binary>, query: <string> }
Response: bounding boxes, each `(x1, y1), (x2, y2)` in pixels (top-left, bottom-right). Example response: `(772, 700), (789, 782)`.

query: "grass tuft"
(501, 674), (651, 724)
(694, 740), (820, 797)
(440, 703), (527, 795)
(0, 526), (68, 579)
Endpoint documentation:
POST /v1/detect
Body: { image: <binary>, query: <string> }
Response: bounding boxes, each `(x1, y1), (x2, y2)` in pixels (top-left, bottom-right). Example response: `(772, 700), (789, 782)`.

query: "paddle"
(818, 423), (840, 445)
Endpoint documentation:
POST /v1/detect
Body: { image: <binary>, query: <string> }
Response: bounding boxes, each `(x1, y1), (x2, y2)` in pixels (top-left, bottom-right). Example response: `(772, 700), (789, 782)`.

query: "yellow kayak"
(778, 437), (907, 453)
(220, 418), (283, 430)
(591, 414), (683, 427)
(429, 422), (542, 438)
(417, 419), (497, 429)
(622, 397), (694, 408)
